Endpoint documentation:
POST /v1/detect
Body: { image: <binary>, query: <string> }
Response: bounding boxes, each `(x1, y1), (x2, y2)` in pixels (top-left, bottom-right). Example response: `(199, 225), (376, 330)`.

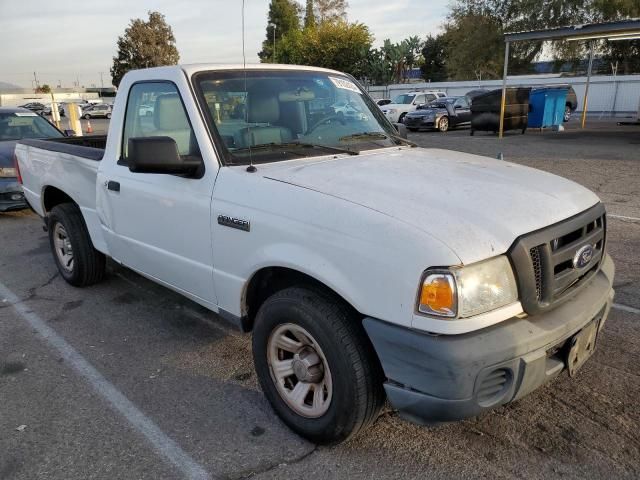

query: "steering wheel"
(307, 114), (345, 135)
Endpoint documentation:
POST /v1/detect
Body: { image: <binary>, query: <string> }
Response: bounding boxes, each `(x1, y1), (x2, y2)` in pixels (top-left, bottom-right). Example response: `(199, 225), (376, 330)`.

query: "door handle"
(107, 180), (120, 192)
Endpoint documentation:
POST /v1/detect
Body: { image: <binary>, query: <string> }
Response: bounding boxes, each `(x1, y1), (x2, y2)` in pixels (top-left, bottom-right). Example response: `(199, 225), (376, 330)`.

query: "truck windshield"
(0, 112), (63, 141)
(193, 70), (403, 165)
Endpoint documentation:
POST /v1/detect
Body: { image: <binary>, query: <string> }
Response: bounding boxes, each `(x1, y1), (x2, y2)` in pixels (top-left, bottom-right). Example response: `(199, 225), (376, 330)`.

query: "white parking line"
(0, 281), (211, 480)
(613, 303), (640, 315)
(608, 214), (640, 222)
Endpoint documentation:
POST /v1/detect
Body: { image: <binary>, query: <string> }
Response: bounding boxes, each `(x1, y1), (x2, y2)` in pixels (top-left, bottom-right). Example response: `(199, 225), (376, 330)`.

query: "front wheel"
(48, 203), (106, 287)
(84, 114), (91, 120)
(563, 105), (572, 122)
(252, 287), (385, 444)
(106, 113), (111, 119)
(438, 116), (449, 132)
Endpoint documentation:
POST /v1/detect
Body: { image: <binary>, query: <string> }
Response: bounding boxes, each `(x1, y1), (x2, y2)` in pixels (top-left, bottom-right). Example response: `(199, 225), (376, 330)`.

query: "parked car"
(16, 64), (614, 445)
(403, 96), (472, 132)
(380, 90), (447, 123)
(138, 104), (154, 116)
(19, 102), (46, 115)
(82, 104), (112, 119)
(332, 100), (368, 121)
(0, 107), (66, 212)
(565, 86), (578, 121)
(376, 99), (392, 107)
(42, 103), (65, 117)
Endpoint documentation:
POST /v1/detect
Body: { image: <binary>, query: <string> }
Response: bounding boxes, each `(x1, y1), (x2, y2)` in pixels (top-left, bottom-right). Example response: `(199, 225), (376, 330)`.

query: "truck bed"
(15, 135), (109, 254)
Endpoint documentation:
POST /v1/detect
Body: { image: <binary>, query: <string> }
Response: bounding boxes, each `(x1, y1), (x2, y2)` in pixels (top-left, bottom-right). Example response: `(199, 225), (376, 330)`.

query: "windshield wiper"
(233, 142), (358, 156)
(340, 131), (416, 147)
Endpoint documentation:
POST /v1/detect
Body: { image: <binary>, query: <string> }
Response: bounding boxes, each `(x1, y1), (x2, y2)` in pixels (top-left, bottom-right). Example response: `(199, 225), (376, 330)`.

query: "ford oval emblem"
(573, 245), (594, 269)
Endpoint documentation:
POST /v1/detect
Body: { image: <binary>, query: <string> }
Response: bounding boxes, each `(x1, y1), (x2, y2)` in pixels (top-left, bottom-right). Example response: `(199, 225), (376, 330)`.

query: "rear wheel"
(438, 116), (450, 132)
(106, 113), (111, 119)
(252, 287), (385, 444)
(48, 203), (105, 287)
(563, 105), (572, 122)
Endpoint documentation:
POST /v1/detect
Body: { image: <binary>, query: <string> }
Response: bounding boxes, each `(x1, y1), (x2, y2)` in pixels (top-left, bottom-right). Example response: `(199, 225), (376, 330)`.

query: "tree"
(315, 0), (348, 22)
(594, 0), (640, 74)
(110, 11), (179, 87)
(278, 21), (372, 77)
(420, 35), (448, 81)
(35, 84), (52, 94)
(443, 14), (504, 80)
(259, 0), (302, 62)
(304, 0), (316, 28)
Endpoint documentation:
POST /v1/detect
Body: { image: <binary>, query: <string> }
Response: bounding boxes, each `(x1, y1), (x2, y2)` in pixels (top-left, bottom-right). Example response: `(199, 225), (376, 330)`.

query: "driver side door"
(98, 81), (217, 306)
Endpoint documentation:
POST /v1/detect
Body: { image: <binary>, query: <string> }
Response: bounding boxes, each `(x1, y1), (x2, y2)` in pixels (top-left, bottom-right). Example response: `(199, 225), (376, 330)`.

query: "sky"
(0, 0), (449, 89)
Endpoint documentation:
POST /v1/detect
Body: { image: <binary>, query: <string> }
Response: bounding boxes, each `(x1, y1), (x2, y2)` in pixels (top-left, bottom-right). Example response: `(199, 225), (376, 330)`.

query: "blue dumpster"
(528, 87), (568, 129)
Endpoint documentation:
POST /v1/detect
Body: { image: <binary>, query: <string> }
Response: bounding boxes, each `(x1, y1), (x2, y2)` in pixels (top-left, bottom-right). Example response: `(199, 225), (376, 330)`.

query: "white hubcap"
(53, 223), (74, 272)
(267, 324), (332, 418)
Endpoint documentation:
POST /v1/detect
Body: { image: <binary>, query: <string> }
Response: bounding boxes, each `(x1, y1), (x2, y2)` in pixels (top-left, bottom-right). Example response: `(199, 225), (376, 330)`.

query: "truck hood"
(260, 147), (600, 264)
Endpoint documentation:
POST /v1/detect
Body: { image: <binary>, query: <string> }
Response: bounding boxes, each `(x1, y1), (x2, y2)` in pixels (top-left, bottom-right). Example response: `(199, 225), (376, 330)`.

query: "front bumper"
(0, 178), (28, 212)
(363, 254), (614, 425)
(404, 116), (436, 129)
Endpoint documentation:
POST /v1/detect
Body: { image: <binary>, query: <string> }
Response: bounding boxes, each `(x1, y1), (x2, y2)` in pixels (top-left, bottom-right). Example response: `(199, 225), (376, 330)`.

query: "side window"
(425, 94), (436, 103)
(122, 82), (200, 160)
(455, 98), (469, 108)
(414, 95), (425, 105)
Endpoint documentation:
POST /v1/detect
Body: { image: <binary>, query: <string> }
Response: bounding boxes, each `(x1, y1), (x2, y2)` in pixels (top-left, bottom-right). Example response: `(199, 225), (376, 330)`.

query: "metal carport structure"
(499, 19), (640, 137)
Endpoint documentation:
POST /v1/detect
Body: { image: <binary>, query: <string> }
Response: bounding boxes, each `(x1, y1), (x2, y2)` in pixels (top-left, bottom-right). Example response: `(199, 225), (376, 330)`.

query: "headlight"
(418, 256), (518, 319)
(0, 167), (17, 178)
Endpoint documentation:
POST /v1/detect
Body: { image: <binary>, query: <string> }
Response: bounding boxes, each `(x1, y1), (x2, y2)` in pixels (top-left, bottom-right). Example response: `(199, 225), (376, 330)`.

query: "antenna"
(243, 0), (256, 173)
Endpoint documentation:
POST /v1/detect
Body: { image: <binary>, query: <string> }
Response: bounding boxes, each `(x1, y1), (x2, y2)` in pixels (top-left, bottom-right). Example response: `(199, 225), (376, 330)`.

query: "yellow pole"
(581, 40), (595, 129)
(499, 41), (510, 139)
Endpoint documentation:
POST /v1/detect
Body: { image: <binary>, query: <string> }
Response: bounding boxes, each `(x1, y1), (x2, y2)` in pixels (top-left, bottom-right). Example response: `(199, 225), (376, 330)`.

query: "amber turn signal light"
(418, 273), (457, 317)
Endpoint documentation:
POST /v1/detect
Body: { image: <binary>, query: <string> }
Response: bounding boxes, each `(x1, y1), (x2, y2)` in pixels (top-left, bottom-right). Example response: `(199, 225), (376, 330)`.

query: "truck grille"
(509, 204), (606, 315)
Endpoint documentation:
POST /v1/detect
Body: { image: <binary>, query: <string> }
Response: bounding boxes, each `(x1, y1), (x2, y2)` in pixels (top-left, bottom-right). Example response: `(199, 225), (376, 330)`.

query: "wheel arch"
(42, 185), (78, 213)
(240, 266), (361, 333)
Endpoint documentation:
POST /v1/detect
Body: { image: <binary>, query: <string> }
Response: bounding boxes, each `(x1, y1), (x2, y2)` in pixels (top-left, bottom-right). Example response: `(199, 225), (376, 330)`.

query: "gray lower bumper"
(0, 178), (27, 212)
(363, 254), (615, 425)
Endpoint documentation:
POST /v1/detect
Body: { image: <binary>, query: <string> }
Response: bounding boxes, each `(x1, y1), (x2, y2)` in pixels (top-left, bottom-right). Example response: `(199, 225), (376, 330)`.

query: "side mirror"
(63, 129), (76, 137)
(127, 136), (201, 175)
(393, 123), (408, 139)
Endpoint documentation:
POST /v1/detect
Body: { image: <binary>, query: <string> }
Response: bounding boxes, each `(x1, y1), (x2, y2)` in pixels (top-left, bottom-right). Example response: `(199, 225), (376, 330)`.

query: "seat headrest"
(248, 93), (279, 124)
(154, 94), (187, 131)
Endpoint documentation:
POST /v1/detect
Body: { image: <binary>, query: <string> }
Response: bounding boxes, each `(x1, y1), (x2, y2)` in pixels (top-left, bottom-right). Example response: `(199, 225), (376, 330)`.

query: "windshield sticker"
(14, 112), (38, 117)
(329, 77), (361, 94)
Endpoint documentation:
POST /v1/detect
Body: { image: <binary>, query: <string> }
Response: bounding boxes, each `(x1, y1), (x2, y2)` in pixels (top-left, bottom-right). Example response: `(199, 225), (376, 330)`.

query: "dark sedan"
(0, 107), (65, 212)
(403, 96), (471, 132)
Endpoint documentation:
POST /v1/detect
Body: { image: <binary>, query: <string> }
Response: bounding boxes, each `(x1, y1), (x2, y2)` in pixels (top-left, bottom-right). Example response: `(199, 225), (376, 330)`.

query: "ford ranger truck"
(15, 64), (614, 444)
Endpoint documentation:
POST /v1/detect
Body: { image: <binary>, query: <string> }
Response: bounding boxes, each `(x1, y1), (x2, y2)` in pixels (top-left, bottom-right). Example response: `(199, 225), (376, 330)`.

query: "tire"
(48, 203), (106, 287)
(563, 105), (571, 122)
(252, 287), (385, 444)
(84, 114), (91, 120)
(438, 116), (449, 132)
(106, 113), (111, 119)
(398, 113), (406, 124)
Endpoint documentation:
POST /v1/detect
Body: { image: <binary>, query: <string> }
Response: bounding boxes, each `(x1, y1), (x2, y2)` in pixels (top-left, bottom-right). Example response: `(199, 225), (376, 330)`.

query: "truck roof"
(133, 63), (347, 78)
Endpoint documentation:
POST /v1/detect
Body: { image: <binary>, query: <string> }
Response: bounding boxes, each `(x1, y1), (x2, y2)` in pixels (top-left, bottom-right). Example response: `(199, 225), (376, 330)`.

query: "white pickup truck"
(15, 64), (614, 444)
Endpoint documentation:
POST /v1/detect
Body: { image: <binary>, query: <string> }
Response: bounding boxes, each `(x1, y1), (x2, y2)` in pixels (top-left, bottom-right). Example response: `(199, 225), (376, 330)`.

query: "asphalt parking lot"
(1, 119), (639, 479)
